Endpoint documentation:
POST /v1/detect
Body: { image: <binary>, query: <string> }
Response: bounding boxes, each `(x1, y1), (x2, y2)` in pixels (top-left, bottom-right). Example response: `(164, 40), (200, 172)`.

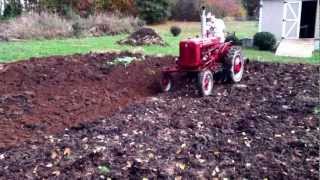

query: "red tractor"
(160, 7), (245, 96)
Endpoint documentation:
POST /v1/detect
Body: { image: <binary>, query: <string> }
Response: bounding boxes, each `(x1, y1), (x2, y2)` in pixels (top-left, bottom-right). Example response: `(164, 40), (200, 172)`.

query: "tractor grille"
(179, 42), (201, 68)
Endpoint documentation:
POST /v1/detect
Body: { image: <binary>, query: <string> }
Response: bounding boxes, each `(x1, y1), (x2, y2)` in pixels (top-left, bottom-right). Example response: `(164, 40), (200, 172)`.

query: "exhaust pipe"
(201, 6), (206, 39)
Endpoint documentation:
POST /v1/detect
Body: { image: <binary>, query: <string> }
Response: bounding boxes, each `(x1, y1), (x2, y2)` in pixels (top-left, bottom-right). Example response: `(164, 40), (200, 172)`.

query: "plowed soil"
(0, 53), (319, 179)
(0, 52), (171, 148)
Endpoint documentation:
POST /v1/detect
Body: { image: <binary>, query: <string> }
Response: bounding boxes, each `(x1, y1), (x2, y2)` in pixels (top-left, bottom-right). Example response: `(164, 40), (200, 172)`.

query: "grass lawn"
(0, 21), (319, 64)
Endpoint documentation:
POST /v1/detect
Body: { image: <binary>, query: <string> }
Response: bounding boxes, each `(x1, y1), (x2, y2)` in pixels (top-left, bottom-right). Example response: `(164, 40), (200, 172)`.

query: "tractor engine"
(178, 37), (223, 69)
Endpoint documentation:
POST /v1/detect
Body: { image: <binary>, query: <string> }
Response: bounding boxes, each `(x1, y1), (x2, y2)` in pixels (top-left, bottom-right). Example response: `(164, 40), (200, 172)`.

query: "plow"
(160, 7), (245, 96)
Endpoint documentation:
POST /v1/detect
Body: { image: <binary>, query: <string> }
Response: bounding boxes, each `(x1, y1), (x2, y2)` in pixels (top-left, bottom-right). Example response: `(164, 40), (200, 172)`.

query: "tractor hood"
(180, 37), (220, 47)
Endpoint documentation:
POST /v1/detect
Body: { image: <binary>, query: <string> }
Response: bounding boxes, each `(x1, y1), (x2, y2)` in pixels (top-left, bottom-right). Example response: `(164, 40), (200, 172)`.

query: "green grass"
(0, 36), (126, 63)
(244, 49), (320, 64)
(0, 21), (319, 64)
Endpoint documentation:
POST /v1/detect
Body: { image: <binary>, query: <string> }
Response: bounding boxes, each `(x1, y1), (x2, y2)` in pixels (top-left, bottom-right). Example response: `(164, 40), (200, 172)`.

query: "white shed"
(259, 0), (319, 57)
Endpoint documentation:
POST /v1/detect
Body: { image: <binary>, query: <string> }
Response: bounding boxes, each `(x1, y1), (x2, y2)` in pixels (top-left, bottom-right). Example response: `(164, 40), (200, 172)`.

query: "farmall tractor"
(160, 7), (245, 96)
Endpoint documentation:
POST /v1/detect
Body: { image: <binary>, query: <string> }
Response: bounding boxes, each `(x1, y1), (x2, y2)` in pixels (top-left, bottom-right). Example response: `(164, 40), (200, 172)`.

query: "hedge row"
(1, 0), (255, 24)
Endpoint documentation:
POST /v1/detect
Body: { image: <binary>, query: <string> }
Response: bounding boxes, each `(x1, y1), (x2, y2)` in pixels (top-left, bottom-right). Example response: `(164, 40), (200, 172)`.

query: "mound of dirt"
(119, 28), (165, 46)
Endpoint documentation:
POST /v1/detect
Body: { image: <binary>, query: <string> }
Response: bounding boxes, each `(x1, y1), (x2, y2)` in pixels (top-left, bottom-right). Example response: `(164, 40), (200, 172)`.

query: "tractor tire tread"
(224, 46), (242, 69)
(197, 70), (214, 96)
(223, 46), (243, 83)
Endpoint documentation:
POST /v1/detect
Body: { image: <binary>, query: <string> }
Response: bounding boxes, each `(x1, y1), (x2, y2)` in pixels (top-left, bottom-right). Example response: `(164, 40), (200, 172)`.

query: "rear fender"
(220, 42), (232, 56)
(212, 42), (231, 63)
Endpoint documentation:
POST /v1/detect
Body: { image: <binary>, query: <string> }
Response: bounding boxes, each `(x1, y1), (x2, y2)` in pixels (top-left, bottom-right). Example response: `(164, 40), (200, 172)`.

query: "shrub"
(72, 22), (83, 37)
(0, 12), (143, 40)
(0, 22), (9, 41)
(171, 0), (201, 21)
(170, 26), (181, 37)
(94, 0), (136, 15)
(237, 5), (248, 19)
(135, 0), (171, 24)
(171, 0), (245, 21)
(242, 0), (259, 17)
(225, 32), (242, 46)
(84, 13), (143, 36)
(253, 32), (277, 51)
(1, 12), (72, 40)
(207, 0), (244, 18)
(3, 0), (22, 19)
(38, 0), (67, 16)
(75, 0), (96, 17)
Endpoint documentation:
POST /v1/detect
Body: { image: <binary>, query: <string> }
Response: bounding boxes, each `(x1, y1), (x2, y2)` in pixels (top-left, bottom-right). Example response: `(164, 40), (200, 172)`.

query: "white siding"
(315, 0), (320, 39)
(261, 0), (284, 40)
(315, 0), (320, 49)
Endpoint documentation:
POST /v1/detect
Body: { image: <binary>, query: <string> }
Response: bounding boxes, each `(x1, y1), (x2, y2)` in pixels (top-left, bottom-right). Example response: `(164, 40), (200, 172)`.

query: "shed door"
(282, 1), (302, 39)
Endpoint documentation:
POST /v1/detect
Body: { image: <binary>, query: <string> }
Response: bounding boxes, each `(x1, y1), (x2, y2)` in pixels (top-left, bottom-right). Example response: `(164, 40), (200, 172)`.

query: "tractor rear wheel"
(198, 70), (214, 96)
(223, 47), (245, 83)
(160, 73), (173, 92)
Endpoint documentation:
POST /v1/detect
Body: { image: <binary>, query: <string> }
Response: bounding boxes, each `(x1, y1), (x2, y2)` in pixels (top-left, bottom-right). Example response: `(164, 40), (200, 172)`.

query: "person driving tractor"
(206, 12), (226, 43)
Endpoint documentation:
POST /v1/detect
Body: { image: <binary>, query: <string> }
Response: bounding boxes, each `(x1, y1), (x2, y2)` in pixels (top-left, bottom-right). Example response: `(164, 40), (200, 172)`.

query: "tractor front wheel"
(160, 73), (173, 92)
(223, 47), (245, 83)
(198, 70), (214, 96)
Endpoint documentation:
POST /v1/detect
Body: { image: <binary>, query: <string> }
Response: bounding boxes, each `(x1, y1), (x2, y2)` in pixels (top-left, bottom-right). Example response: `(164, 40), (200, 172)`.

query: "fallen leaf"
(32, 166), (38, 175)
(213, 151), (220, 156)
(176, 162), (186, 170)
(135, 158), (143, 163)
(148, 153), (154, 159)
(0, 154), (5, 160)
(215, 166), (220, 173)
(52, 170), (60, 176)
(176, 149), (182, 154)
(274, 134), (282, 138)
(196, 154), (201, 159)
(51, 151), (59, 159)
(126, 161), (132, 168)
(244, 141), (251, 147)
(245, 163), (252, 168)
(98, 165), (110, 175)
(63, 148), (72, 156)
